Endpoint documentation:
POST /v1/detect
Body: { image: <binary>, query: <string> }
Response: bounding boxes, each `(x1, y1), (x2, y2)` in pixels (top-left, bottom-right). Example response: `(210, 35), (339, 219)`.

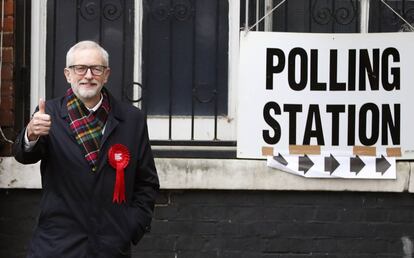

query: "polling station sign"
(237, 32), (414, 164)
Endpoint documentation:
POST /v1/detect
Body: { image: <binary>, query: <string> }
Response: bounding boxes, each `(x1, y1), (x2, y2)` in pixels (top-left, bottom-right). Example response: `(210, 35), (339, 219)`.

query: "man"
(13, 41), (159, 258)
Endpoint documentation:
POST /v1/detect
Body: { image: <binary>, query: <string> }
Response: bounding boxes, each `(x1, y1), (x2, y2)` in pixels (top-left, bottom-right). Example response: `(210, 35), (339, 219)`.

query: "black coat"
(13, 91), (160, 258)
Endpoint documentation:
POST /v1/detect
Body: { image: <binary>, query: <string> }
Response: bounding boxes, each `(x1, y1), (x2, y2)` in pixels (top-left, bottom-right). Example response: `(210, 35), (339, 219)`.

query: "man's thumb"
(39, 98), (46, 114)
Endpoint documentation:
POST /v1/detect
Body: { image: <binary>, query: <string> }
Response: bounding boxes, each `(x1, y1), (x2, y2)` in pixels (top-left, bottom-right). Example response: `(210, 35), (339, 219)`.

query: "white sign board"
(237, 32), (414, 178)
(237, 32), (414, 160)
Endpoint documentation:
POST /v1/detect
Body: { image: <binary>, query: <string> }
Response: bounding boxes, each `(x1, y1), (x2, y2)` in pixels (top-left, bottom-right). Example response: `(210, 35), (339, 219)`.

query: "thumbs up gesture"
(27, 99), (51, 141)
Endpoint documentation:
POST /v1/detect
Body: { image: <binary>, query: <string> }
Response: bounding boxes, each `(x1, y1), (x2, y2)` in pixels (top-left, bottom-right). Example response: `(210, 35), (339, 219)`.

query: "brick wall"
(1, 189), (414, 258)
(0, 0), (15, 156)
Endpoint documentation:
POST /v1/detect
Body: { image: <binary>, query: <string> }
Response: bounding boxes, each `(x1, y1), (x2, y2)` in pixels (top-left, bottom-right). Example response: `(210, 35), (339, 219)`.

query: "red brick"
(1, 64), (13, 80)
(3, 16), (13, 32)
(0, 81), (13, 96)
(0, 94), (13, 110)
(5, 0), (14, 16)
(3, 33), (13, 47)
(2, 47), (13, 63)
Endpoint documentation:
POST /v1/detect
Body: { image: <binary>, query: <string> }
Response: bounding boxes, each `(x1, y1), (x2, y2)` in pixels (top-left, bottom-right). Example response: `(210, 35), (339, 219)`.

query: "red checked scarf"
(65, 88), (110, 169)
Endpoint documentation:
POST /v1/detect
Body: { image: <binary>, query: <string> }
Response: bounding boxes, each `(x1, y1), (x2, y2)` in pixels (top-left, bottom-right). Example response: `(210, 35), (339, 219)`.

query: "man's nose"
(84, 68), (93, 78)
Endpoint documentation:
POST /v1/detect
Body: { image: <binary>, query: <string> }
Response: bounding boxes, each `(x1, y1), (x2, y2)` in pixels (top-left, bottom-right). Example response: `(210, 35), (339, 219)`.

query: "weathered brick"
(3, 190), (414, 257)
(1, 63), (13, 80)
(4, 0), (13, 16)
(0, 93), (13, 109)
(176, 250), (218, 258)
(192, 205), (228, 221)
(0, 80), (13, 96)
(3, 33), (13, 47)
(3, 16), (13, 32)
(176, 235), (219, 251)
(2, 47), (13, 63)
(313, 208), (338, 221)
(155, 191), (170, 205)
(389, 209), (414, 222)
(153, 205), (179, 220)
(137, 234), (177, 251)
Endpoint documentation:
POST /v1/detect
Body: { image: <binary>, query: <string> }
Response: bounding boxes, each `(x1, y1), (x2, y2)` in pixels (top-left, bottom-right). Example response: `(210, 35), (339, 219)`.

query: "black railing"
(370, 0), (414, 32)
(138, 0), (234, 158)
(240, 0), (360, 33)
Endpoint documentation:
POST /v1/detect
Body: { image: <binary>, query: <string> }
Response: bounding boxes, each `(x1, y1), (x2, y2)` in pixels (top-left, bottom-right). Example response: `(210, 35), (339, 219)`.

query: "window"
(135, 0), (238, 158)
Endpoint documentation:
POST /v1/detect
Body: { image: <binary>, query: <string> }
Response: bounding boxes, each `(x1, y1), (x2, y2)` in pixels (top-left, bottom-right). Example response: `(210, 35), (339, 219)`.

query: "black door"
(46, 0), (134, 101)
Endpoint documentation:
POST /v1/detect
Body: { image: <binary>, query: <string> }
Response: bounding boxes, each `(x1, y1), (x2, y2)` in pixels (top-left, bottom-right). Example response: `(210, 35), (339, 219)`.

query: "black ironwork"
(240, 0), (359, 33)
(14, 0), (32, 131)
(46, 0), (134, 103)
(370, 0), (414, 32)
(141, 0), (232, 158)
(123, 82), (143, 103)
(311, 0), (358, 26)
(102, 1), (123, 21)
(79, 0), (122, 21)
(150, 0), (194, 21)
(79, 0), (100, 20)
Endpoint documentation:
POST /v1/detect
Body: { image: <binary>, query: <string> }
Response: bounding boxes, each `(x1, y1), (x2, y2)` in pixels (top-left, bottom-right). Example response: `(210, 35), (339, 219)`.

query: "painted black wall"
(1, 189), (414, 257)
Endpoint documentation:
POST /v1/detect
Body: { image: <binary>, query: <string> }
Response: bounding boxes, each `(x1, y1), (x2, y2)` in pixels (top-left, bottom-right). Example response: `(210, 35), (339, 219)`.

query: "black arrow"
(376, 155), (391, 175)
(273, 153), (288, 166)
(298, 155), (314, 174)
(324, 154), (340, 175)
(350, 155), (365, 174)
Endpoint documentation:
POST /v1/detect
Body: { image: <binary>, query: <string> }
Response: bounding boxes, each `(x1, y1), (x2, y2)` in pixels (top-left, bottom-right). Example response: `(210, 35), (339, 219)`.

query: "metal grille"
(46, 0), (134, 103)
(240, 0), (360, 33)
(140, 0), (236, 158)
(369, 0), (414, 32)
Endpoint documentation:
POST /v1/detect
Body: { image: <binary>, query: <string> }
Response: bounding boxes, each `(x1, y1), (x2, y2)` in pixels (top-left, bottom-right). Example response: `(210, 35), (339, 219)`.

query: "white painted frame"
(30, 0), (47, 114)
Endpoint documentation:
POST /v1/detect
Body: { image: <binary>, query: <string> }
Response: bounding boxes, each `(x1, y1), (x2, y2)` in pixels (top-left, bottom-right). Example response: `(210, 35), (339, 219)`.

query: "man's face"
(64, 48), (110, 104)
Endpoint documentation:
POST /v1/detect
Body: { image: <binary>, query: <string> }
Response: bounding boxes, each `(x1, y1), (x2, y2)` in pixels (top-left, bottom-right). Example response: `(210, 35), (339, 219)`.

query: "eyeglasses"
(68, 65), (107, 76)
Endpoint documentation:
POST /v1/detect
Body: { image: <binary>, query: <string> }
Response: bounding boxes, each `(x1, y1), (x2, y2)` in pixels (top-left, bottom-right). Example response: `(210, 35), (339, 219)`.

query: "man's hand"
(27, 99), (51, 141)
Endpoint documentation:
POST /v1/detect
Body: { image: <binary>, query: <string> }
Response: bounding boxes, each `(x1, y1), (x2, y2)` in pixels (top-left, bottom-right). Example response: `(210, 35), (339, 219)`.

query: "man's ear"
(103, 68), (111, 83)
(64, 68), (71, 83)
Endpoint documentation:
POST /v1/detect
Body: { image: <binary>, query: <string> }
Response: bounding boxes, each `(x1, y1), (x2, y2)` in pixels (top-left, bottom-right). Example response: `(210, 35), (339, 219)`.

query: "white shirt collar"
(87, 94), (103, 112)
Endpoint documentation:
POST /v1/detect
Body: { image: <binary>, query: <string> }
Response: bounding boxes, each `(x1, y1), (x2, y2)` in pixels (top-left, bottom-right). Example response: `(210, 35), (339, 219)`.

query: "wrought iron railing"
(137, 0), (235, 158)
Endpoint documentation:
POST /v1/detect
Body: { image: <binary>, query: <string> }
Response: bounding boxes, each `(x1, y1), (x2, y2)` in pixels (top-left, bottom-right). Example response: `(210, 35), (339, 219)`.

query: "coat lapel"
(97, 92), (125, 172)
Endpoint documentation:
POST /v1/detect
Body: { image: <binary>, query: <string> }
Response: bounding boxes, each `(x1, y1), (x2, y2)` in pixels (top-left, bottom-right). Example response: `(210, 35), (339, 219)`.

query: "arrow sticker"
(273, 153), (288, 166)
(376, 155), (391, 175)
(350, 155), (365, 174)
(298, 155), (314, 174)
(324, 154), (340, 175)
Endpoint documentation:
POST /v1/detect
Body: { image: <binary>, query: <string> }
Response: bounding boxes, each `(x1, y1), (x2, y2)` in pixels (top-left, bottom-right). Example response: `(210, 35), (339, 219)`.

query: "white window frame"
(30, 0), (47, 114)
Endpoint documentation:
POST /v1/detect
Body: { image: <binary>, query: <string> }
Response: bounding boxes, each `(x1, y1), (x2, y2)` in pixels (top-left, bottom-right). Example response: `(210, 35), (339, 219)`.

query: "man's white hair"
(66, 40), (109, 67)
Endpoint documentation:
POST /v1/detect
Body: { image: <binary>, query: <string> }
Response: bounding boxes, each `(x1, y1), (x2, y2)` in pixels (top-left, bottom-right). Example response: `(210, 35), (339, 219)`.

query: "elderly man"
(13, 41), (159, 258)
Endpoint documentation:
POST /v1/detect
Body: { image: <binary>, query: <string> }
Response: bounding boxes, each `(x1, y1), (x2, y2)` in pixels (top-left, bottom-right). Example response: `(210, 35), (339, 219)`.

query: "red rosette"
(108, 144), (130, 203)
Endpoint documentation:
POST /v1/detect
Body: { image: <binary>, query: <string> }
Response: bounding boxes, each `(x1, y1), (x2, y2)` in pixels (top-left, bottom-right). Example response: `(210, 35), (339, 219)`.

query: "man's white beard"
(78, 86), (99, 99)
(72, 83), (102, 100)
